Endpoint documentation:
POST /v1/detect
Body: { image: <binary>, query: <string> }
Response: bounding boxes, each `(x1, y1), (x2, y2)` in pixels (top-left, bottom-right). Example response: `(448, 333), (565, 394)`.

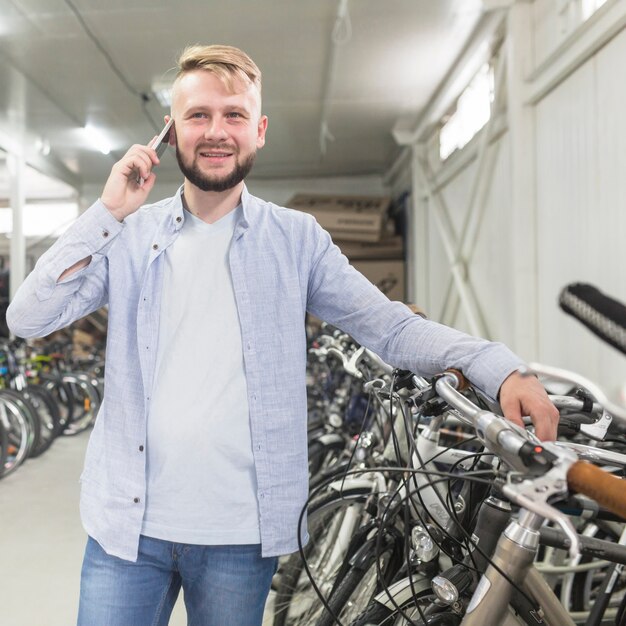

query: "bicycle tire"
(350, 602), (397, 626)
(315, 545), (396, 626)
(22, 384), (62, 457)
(0, 392), (35, 478)
(349, 583), (435, 626)
(273, 486), (371, 626)
(1, 389), (42, 459)
(0, 409), (8, 477)
(41, 374), (75, 430)
(61, 373), (100, 435)
(308, 437), (346, 483)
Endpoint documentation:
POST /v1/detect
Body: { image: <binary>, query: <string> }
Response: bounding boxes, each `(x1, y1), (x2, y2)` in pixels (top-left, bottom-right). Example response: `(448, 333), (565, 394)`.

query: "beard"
(176, 143), (257, 192)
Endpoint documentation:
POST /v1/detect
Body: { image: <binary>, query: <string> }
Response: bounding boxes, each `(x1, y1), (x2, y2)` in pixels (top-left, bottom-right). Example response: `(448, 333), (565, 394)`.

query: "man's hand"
(101, 141), (161, 222)
(498, 370), (559, 441)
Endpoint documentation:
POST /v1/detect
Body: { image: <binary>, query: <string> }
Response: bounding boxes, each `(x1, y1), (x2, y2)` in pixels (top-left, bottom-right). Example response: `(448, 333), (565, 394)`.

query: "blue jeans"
(77, 535), (277, 626)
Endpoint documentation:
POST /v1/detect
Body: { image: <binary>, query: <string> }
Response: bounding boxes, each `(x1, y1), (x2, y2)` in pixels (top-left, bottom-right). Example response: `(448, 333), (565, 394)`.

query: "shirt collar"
(171, 183), (252, 235)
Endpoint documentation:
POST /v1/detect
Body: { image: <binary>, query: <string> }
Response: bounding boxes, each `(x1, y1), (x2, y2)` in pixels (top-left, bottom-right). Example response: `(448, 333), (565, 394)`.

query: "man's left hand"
(498, 370), (559, 441)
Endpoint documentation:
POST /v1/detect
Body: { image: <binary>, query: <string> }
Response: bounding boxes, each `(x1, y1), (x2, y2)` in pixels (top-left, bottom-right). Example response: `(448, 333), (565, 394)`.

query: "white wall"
(535, 26), (626, 399)
(395, 1), (626, 400)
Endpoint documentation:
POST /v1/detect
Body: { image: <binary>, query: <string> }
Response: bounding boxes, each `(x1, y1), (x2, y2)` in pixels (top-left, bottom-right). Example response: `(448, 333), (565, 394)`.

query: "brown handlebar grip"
(567, 461), (626, 520)
(444, 369), (470, 391)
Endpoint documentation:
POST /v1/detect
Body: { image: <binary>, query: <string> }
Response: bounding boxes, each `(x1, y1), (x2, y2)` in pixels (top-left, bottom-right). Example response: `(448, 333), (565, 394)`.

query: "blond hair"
(175, 44), (262, 94)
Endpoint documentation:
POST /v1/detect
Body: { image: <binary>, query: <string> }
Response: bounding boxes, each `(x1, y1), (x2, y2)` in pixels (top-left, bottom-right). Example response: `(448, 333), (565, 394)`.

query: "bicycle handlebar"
(522, 362), (626, 424)
(434, 369), (626, 524)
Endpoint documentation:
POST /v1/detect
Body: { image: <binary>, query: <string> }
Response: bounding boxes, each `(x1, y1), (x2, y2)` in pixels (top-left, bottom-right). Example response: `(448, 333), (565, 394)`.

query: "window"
(1, 159), (78, 239)
(0, 202), (78, 238)
(439, 64), (495, 161)
(581, 0), (608, 20)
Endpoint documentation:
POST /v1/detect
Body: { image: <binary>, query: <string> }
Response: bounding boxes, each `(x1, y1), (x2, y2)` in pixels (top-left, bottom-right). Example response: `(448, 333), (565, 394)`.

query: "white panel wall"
(536, 27), (626, 400)
(397, 11), (626, 400)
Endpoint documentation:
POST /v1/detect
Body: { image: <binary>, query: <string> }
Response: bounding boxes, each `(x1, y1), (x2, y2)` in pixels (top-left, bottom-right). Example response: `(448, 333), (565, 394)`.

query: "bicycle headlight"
(432, 564), (473, 605)
(431, 575), (459, 604)
(411, 525), (439, 562)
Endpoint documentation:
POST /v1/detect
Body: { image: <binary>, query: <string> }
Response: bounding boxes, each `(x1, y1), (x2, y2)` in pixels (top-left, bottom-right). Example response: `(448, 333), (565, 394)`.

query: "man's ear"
(165, 115), (176, 145)
(256, 115), (268, 149)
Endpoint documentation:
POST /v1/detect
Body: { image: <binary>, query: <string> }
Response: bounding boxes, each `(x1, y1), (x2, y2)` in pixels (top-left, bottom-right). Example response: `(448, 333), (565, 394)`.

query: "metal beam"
(8, 153), (26, 301)
(440, 53), (507, 327)
(506, 1), (539, 357)
(526, 0), (626, 104)
(414, 156), (490, 339)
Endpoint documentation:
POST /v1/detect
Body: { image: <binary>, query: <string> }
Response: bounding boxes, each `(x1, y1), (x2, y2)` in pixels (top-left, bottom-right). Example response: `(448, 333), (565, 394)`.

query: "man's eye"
(192, 112), (207, 118)
(227, 112), (242, 118)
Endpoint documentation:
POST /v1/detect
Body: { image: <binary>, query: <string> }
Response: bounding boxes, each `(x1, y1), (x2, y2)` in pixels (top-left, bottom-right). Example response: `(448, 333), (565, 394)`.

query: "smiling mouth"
(199, 151), (233, 158)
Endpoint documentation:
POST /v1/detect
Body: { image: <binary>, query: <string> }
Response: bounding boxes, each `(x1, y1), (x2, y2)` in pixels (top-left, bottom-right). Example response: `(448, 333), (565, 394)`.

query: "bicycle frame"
(462, 510), (576, 626)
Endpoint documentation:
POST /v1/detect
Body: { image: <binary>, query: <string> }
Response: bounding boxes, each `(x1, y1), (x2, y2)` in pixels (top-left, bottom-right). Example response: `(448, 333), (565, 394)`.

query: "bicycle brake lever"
(344, 346), (365, 379)
(579, 410), (613, 440)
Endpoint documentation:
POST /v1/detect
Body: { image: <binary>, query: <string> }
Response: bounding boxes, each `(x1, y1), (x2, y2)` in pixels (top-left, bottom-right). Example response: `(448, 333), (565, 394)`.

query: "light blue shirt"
(6, 185), (523, 560)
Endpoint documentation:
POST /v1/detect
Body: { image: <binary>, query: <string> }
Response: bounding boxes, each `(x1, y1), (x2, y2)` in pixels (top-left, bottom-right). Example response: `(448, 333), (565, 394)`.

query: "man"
(7, 44), (558, 625)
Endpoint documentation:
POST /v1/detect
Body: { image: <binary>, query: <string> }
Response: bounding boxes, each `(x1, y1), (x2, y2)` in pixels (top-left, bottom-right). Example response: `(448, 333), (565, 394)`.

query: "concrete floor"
(0, 430), (275, 626)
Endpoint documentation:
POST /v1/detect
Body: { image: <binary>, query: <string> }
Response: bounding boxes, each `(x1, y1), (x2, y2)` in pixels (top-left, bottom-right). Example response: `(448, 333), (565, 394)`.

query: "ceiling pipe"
(319, 0), (352, 156)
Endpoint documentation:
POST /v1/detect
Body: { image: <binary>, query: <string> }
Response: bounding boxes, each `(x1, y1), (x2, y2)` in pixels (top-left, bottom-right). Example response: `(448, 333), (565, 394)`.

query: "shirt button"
(152, 243), (159, 250)
(176, 216), (182, 223)
(139, 445), (144, 452)
(133, 497), (140, 503)
(102, 230), (109, 238)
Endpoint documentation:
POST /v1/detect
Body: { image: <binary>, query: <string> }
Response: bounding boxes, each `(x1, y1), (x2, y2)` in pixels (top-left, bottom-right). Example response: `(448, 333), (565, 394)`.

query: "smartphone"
(136, 118), (174, 184)
(150, 118), (174, 157)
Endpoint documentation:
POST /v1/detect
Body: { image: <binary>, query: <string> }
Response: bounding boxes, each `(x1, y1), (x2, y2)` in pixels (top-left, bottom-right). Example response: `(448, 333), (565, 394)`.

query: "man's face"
(170, 70), (267, 192)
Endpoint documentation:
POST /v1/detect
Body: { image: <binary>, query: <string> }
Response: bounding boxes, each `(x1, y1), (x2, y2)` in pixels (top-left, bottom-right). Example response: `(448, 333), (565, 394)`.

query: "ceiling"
(0, 0), (487, 195)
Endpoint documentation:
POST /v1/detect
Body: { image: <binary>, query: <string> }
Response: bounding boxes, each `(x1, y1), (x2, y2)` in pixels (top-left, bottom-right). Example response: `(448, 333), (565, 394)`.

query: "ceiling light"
(84, 125), (112, 155)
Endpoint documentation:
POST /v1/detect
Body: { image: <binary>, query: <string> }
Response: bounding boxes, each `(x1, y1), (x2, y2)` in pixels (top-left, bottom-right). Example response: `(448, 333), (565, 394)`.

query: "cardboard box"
(288, 193), (391, 242)
(337, 236), (404, 260)
(351, 259), (405, 302)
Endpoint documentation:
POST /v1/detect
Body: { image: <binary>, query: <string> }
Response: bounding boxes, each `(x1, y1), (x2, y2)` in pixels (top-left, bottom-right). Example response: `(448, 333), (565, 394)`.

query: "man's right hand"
(101, 141), (161, 222)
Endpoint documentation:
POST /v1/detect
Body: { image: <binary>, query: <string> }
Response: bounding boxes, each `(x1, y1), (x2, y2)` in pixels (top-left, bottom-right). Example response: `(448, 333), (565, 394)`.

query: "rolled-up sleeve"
(7, 200), (123, 338)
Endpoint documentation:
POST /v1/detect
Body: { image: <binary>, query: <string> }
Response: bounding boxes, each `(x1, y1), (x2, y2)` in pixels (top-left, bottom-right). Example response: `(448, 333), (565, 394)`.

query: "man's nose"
(203, 118), (228, 141)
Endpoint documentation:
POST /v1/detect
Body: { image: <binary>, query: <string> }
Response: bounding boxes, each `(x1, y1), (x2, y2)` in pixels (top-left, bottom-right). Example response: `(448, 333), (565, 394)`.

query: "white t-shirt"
(141, 206), (260, 544)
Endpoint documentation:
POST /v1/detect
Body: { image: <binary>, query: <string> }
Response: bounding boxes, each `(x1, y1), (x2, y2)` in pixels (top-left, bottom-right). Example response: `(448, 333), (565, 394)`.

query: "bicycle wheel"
(1, 389), (41, 459)
(60, 373), (100, 435)
(349, 580), (434, 626)
(315, 544), (397, 626)
(308, 436), (346, 484)
(0, 391), (35, 478)
(41, 374), (75, 430)
(273, 486), (371, 626)
(0, 410), (7, 477)
(22, 384), (62, 457)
